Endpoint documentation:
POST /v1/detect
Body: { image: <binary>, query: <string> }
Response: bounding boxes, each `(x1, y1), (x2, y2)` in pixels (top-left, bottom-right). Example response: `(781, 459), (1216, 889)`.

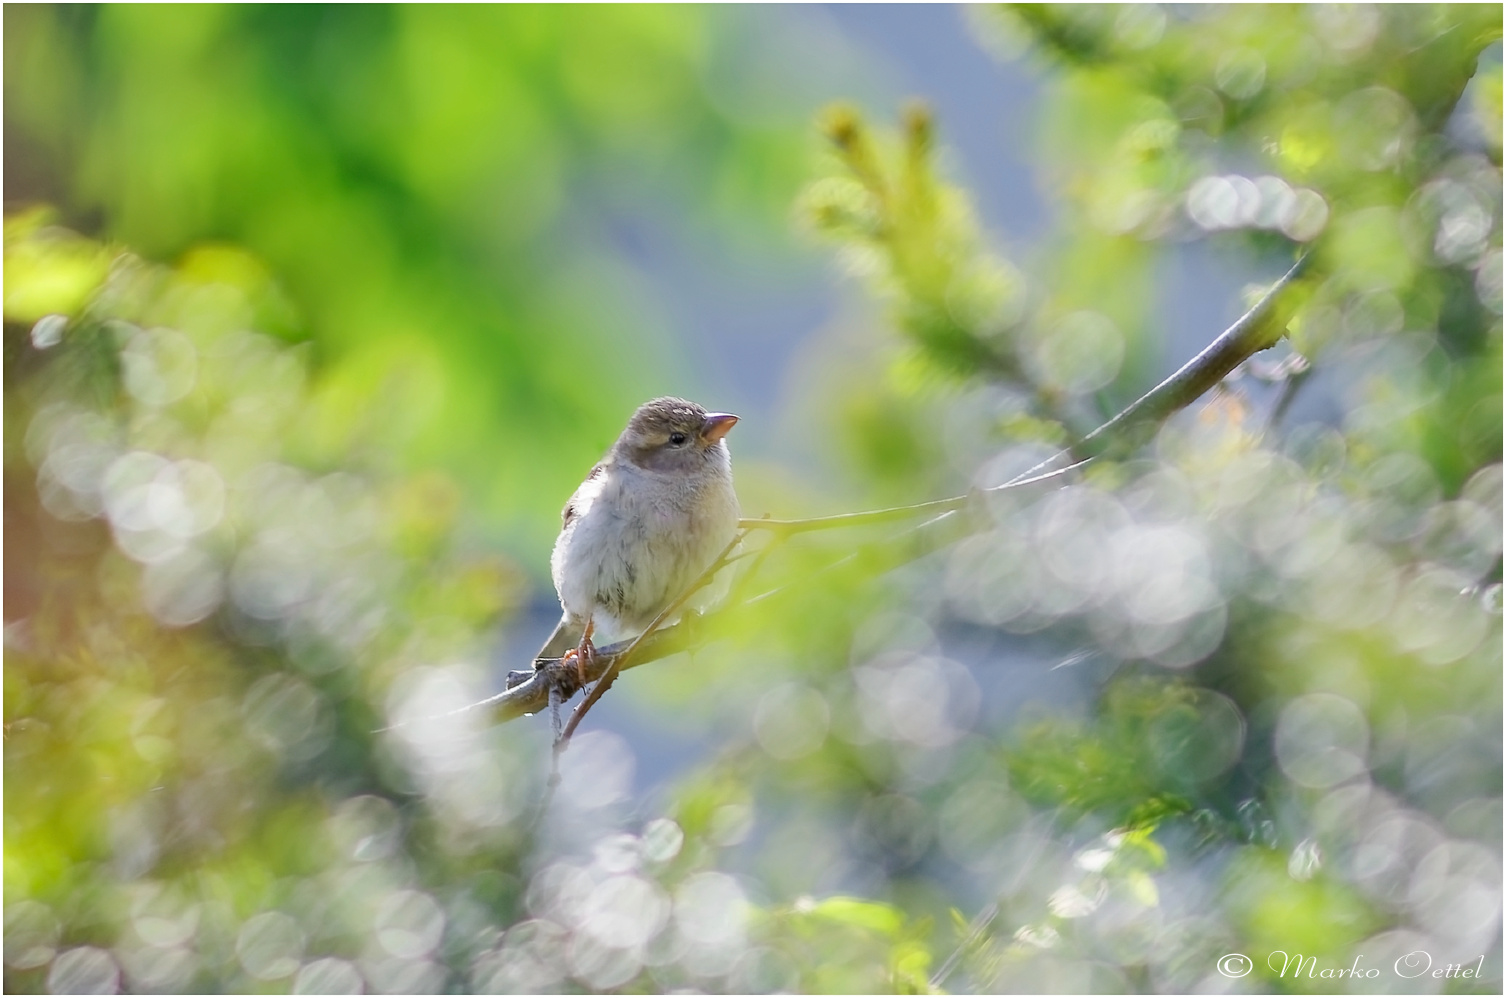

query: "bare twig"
(1007, 252), (1313, 485)
(737, 461), (1089, 535)
(456, 251), (1315, 732)
(524, 534), (747, 823)
(554, 533), (746, 750)
(503, 624), (697, 722)
(731, 254), (1310, 539)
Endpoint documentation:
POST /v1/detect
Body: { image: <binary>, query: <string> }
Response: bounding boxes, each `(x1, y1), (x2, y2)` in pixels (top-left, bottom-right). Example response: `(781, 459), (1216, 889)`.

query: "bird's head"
(615, 396), (738, 474)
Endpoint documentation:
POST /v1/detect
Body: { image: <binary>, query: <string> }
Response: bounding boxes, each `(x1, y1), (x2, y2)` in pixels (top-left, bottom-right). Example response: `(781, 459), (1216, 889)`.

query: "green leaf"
(803, 896), (906, 937)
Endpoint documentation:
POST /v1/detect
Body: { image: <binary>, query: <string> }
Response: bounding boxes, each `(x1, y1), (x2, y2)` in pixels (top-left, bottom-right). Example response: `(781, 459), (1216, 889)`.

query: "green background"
(5, 5), (1502, 994)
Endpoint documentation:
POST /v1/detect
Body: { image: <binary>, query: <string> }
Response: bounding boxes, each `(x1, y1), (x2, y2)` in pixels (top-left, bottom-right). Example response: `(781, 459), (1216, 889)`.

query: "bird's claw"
(562, 636), (598, 690)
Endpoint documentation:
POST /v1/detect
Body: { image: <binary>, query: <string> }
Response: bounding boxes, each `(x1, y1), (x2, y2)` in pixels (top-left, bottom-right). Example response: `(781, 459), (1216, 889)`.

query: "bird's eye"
(668, 432), (688, 447)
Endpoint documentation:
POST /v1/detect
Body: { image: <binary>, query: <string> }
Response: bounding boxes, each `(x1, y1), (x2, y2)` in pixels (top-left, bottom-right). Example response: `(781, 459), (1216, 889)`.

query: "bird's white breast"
(550, 451), (738, 643)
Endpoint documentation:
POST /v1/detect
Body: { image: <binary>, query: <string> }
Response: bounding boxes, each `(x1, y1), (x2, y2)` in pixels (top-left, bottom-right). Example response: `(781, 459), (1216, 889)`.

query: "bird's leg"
(577, 618), (597, 687)
(562, 617), (596, 690)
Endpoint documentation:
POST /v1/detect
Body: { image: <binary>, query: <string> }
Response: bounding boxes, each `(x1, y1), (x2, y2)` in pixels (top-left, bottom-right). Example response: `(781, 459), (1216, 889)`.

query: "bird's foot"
(562, 635), (597, 690)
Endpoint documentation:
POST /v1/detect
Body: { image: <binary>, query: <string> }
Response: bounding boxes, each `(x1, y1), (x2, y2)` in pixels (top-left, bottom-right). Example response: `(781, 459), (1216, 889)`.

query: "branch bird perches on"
(463, 251), (1312, 732)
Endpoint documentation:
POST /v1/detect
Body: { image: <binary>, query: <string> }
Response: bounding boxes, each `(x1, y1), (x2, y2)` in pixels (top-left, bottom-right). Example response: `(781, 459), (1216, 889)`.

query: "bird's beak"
(700, 412), (739, 444)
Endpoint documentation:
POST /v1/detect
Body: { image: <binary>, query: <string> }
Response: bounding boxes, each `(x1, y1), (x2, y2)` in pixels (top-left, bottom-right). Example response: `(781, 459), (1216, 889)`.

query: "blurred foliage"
(6, 4), (819, 565)
(5, 4), (1504, 996)
(796, 4), (1502, 993)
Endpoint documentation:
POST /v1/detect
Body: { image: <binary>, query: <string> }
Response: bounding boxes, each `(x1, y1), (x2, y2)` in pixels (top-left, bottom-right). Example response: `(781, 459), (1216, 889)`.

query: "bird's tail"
(533, 614), (581, 668)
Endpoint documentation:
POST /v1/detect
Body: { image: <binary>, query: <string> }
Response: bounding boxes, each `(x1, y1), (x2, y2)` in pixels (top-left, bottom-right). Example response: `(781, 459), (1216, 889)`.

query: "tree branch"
(1089, 254), (1310, 448)
(1008, 251), (1312, 484)
(737, 461), (1089, 535)
(553, 533), (746, 748)
(489, 623), (697, 723)
(458, 250), (1314, 729)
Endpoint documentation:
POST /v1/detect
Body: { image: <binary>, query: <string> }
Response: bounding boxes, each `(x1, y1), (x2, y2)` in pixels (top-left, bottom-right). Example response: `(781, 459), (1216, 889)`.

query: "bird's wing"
(562, 462), (607, 527)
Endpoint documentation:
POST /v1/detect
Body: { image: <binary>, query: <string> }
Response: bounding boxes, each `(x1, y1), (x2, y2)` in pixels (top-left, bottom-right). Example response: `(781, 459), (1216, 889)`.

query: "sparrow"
(535, 397), (741, 678)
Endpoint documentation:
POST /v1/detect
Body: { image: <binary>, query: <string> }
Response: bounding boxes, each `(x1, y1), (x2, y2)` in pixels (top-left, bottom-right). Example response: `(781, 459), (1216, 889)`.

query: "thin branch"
(462, 250), (1315, 730)
(737, 505), (969, 611)
(737, 461), (1089, 535)
(495, 624), (693, 723)
(734, 252), (1310, 538)
(1007, 251), (1313, 484)
(555, 532), (746, 748)
(525, 535), (749, 823)
(475, 472), (1081, 728)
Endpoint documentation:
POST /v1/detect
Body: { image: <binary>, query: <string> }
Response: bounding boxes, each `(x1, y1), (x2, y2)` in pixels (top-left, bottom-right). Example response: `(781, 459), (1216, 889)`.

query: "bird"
(535, 397), (741, 682)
